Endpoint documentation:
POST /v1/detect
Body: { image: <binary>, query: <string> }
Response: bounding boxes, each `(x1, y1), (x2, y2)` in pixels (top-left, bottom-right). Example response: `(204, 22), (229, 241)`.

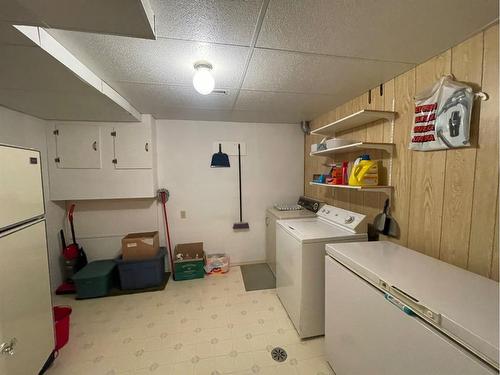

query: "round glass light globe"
(193, 67), (215, 95)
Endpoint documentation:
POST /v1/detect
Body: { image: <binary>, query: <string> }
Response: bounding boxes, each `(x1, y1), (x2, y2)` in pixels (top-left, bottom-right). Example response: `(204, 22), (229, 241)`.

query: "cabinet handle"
(265, 217), (270, 226)
(92, 141), (97, 151)
(145, 142), (149, 152)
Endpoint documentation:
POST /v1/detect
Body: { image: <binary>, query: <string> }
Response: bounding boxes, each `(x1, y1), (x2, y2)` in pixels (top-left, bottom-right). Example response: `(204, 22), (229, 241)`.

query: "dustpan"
(211, 143), (230, 168)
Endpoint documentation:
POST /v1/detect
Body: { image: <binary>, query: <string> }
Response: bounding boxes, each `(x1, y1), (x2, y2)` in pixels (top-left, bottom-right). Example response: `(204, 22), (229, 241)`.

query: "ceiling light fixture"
(193, 61), (215, 95)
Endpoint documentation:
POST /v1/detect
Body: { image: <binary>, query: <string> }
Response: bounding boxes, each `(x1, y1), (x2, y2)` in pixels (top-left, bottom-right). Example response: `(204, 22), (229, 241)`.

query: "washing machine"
(276, 204), (367, 338)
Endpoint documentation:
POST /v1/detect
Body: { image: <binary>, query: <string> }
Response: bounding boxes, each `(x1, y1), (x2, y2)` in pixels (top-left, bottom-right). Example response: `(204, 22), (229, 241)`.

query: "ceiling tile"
(152, 0), (262, 45)
(0, 22), (37, 46)
(114, 82), (237, 113)
(0, 0), (40, 24)
(235, 90), (340, 120)
(1, 0), (155, 39)
(48, 29), (249, 88)
(0, 45), (96, 93)
(243, 48), (413, 95)
(151, 107), (299, 123)
(0, 34), (140, 121)
(0, 88), (138, 121)
(257, 0), (498, 63)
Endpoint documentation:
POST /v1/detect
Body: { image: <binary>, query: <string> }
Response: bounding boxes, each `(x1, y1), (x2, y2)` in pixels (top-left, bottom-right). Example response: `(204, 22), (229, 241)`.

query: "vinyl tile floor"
(48, 266), (333, 375)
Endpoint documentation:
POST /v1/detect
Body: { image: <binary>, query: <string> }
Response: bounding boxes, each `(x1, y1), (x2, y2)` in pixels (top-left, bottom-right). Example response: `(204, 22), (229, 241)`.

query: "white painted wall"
(64, 198), (158, 261)
(156, 119), (304, 265)
(0, 106), (65, 290)
(67, 119), (304, 267)
(0, 110), (303, 282)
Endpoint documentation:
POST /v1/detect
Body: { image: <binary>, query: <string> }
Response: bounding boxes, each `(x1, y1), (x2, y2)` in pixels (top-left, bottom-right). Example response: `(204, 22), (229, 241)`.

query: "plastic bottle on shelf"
(332, 163), (343, 184)
(348, 155), (379, 186)
(341, 161), (349, 185)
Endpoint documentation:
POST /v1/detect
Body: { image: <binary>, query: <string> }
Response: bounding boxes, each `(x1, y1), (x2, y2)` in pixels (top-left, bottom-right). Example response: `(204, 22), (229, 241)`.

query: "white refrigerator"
(0, 145), (55, 374)
(325, 241), (499, 375)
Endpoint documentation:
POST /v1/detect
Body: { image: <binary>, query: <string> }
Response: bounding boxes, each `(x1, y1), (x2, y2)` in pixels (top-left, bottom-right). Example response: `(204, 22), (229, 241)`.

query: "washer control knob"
(345, 216), (355, 224)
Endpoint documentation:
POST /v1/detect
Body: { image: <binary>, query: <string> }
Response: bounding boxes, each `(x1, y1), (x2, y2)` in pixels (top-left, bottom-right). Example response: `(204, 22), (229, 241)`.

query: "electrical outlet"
(180, 210), (186, 219)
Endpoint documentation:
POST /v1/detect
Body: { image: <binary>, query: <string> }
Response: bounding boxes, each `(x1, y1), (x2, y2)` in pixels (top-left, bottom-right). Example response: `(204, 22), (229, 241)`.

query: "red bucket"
(53, 306), (72, 351)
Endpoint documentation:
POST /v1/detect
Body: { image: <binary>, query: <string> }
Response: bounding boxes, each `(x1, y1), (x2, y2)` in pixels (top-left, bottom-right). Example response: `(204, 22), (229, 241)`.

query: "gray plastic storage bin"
(115, 247), (166, 290)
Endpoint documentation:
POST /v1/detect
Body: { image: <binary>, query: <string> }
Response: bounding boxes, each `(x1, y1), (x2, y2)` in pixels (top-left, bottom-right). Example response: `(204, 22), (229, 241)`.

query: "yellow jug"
(349, 155), (379, 186)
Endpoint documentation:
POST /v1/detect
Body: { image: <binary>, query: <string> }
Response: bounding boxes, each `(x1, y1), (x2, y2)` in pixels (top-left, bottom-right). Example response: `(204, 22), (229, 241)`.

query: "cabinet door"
(54, 123), (101, 169)
(112, 126), (152, 169)
(0, 220), (54, 375)
(0, 146), (44, 231)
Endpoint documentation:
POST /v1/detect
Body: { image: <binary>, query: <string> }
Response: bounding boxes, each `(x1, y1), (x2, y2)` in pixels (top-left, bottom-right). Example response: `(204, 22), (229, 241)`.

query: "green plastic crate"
(72, 260), (116, 299)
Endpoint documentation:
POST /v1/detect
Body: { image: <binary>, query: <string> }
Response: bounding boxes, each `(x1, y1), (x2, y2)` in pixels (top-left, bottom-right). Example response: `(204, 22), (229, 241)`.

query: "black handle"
(238, 143), (242, 223)
(383, 199), (390, 214)
(60, 229), (66, 249)
(382, 199), (391, 235)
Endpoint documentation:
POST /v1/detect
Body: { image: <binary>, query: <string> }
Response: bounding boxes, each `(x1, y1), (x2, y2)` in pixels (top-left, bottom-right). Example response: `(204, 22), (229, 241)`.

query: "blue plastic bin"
(115, 247), (166, 290)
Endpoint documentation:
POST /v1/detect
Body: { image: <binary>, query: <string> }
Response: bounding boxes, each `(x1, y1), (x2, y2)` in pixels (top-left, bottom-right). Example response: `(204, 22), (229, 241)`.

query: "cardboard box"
(174, 242), (205, 280)
(122, 231), (159, 261)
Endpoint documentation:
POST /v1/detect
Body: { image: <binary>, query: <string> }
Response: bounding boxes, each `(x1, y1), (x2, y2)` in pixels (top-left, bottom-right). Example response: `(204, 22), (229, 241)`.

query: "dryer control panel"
(317, 205), (367, 233)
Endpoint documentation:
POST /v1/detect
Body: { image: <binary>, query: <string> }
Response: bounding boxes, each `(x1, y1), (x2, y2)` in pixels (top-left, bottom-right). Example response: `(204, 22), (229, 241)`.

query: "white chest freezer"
(325, 241), (499, 375)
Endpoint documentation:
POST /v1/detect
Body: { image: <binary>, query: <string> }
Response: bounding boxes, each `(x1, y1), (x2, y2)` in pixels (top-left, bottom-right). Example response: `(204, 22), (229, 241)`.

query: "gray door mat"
(240, 263), (276, 291)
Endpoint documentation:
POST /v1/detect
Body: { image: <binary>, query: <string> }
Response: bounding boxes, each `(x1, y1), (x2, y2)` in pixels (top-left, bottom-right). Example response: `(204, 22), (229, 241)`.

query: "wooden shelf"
(311, 109), (396, 136)
(309, 182), (393, 193)
(310, 142), (394, 157)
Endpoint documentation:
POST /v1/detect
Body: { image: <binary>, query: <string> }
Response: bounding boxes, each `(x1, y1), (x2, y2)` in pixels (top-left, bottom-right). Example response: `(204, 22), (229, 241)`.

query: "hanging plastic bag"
(410, 75), (474, 151)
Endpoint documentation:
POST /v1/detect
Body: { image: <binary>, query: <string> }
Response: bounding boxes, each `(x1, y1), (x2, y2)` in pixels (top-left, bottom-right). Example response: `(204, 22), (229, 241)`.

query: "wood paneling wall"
(304, 24), (499, 280)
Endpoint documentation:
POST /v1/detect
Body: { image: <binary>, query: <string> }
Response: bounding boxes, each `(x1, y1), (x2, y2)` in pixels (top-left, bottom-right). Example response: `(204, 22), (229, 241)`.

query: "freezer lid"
(326, 241), (499, 368)
(277, 218), (366, 242)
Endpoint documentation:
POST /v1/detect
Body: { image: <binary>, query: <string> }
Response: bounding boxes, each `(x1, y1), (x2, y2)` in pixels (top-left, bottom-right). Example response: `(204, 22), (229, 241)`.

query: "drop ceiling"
(1, 0), (498, 124)
(0, 0), (155, 38)
(0, 24), (141, 121)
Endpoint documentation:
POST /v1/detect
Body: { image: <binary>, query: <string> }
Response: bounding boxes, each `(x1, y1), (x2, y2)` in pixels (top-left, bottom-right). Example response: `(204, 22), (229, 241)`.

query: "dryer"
(266, 196), (321, 276)
(276, 204), (367, 338)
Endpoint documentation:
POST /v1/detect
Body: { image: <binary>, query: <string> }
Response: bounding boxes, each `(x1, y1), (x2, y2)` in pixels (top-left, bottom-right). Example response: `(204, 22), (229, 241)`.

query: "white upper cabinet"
(112, 125), (152, 169)
(54, 123), (101, 169)
(47, 115), (158, 200)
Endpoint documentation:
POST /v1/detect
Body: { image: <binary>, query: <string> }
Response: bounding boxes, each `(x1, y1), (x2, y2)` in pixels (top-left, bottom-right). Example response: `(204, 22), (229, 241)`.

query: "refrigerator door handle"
(0, 337), (17, 356)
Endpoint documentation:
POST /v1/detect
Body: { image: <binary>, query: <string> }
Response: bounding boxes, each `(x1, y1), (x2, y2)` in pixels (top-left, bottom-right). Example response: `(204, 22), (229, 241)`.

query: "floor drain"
(271, 347), (287, 362)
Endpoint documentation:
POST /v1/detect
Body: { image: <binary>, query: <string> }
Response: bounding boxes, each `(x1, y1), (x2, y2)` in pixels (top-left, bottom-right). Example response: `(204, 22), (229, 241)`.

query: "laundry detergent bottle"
(348, 154), (379, 186)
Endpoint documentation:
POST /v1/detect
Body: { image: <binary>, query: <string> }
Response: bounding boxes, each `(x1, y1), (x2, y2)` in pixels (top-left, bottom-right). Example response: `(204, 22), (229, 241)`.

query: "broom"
(233, 143), (249, 230)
